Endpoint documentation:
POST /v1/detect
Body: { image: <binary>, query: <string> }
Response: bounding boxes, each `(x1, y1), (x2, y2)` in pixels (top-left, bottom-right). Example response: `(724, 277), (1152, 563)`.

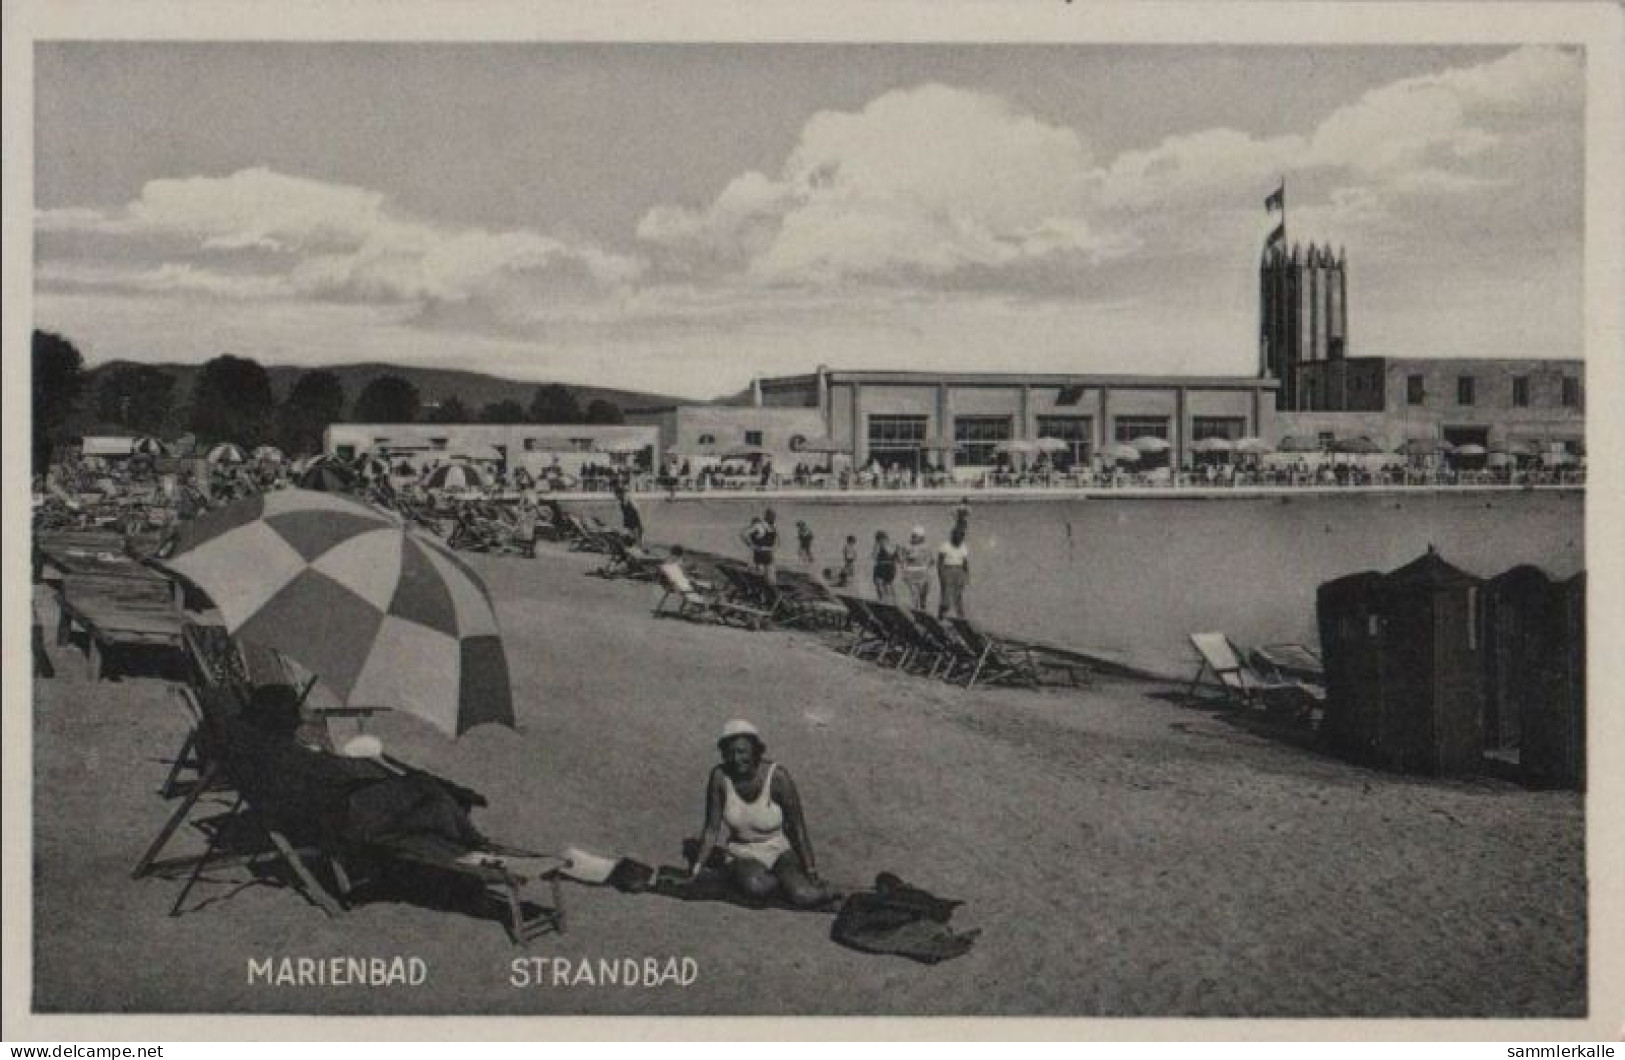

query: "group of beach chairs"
(131, 622), (566, 944)
(1184, 632), (1326, 723)
(832, 595), (1089, 690)
(561, 513), (1089, 692)
(34, 528), (185, 682)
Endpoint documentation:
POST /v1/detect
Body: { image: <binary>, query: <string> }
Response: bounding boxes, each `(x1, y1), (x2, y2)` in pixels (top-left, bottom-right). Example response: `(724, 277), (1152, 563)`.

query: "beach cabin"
(1483, 567), (1586, 790)
(1316, 549), (1486, 775)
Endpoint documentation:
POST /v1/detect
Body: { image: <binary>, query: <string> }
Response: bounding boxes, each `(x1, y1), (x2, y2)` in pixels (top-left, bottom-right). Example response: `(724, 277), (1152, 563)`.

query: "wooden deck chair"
(774, 571), (850, 630)
(1185, 632), (1313, 710)
(833, 595), (889, 660)
(593, 535), (667, 580)
(139, 629), (564, 942)
(53, 571), (184, 680)
(949, 618), (1087, 690)
(910, 611), (979, 681)
(653, 562), (769, 630)
(865, 603), (938, 673)
(714, 564), (790, 623)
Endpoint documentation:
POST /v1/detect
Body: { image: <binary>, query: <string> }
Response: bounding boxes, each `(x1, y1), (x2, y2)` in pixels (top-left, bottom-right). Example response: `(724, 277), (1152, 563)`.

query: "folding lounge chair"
(593, 535), (667, 580)
(712, 564), (784, 619)
(865, 603), (941, 673)
(834, 595), (890, 660)
(910, 611), (979, 681)
(653, 562), (770, 630)
(1185, 632), (1319, 713)
(53, 571), (184, 680)
(774, 571), (850, 630)
(136, 625), (565, 943)
(950, 618), (1087, 690)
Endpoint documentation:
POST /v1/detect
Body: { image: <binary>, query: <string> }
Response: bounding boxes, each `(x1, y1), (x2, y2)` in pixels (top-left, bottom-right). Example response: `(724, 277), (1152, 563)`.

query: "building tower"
(1258, 184), (1348, 410)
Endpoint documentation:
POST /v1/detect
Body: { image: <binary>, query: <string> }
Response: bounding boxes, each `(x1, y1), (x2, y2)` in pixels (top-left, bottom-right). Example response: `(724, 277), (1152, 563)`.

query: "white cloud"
(37, 166), (643, 310)
(640, 46), (1582, 284)
(639, 83), (1127, 287)
(32, 46), (1583, 376)
(1306, 44), (1581, 178)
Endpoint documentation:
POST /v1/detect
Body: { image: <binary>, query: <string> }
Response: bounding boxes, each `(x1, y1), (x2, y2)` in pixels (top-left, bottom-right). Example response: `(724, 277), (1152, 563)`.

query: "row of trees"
(31, 330), (625, 470)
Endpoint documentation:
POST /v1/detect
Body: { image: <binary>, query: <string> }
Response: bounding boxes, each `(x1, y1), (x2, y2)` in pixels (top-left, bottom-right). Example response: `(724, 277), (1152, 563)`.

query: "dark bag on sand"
(831, 873), (979, 964)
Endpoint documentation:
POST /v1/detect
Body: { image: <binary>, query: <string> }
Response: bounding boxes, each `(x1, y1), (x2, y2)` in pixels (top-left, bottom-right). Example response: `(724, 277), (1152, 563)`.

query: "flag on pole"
(1265, 221), (1285, 248)
(1265, 183), (1285, 213)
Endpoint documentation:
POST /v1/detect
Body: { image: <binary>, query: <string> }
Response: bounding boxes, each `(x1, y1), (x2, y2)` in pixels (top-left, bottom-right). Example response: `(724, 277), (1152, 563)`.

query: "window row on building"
(1406, 373), (1582, 409)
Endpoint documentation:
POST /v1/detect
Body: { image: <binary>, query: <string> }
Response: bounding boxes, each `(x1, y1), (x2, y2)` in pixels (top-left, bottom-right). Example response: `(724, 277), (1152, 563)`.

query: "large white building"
(324, 422), (660, 476)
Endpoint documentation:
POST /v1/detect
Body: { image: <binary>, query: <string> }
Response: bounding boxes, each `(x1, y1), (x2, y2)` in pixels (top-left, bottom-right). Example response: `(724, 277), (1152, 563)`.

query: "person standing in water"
(740, 508), (780, 587)
(871, 530), (899, 603)
(796, 520), (815, 564)
(899, 526), (933, 611)
(614, 484), (644, 545)
(936, 523), (971, 619)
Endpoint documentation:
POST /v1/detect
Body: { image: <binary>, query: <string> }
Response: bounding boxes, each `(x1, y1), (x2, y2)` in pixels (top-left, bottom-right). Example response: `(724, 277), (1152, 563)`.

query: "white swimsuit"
(723, 763), (792, 867)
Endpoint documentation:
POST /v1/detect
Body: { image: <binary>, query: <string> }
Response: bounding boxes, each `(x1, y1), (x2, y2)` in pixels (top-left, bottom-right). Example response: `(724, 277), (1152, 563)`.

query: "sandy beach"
(28, 523), (1586, 1019)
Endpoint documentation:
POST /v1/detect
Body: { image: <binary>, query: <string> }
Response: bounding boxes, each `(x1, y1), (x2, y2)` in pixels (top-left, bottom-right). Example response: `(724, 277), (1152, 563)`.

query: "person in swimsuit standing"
(871, 530), (899, 603)
(689, 719), (828, 906)
(739, 508), (780, 588)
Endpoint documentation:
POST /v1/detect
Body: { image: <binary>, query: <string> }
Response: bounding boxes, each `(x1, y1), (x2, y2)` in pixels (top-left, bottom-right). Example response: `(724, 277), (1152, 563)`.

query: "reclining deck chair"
(910, 611), (980, 682)
(774, 571), (850, 630)
(653, 561), (770, 630)
(834, 595), (891, 661)
(1185, 632), (1321, 714)
(593, 535), (667, 580)
(949, 618), (1088, 690)
(136, 623), (566, 944)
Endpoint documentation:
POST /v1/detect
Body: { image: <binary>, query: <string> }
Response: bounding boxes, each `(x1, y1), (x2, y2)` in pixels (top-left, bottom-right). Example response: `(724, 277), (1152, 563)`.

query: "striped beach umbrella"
(1106, 443), (1141, 463)
(298, 463), (359, 493)
(423, 462), (491, 491)
(206, 442), (246, 465)
(155, 489), (514, 737)
(353, 453), (393, 481)
(253, 445), (286, 464)
(132, 436), (166, 457)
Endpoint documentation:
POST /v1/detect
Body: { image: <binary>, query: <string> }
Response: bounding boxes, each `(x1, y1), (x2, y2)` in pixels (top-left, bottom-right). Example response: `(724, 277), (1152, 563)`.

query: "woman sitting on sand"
(689, 720), (828, 907)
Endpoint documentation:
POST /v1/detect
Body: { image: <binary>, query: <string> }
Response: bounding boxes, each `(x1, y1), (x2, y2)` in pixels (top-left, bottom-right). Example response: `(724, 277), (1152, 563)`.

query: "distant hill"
(84, 360), (696, 416)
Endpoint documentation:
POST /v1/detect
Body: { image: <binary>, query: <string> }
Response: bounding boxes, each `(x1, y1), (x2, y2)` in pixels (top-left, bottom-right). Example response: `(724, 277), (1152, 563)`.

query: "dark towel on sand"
(614, 857), (978, 962)
(830, 873), (979, 964)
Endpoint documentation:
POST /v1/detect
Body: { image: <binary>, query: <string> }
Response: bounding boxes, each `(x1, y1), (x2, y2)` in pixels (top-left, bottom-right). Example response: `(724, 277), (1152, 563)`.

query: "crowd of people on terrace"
(33, 431), (1588, 543)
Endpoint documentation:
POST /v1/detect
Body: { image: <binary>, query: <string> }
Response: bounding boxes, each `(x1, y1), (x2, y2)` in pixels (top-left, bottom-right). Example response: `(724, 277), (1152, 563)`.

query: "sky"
(33, 43), (1585, 399)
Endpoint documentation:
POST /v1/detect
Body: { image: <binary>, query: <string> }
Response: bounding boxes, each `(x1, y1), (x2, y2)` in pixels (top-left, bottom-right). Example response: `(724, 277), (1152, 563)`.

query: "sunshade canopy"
(424, 462), (492, 491)
(156, 489), (514, 737)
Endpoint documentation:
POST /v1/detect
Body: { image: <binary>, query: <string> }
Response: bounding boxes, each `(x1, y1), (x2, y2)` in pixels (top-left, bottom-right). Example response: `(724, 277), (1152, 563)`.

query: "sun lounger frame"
(135, 624), (566, 943)
(52, 572), (184, 680)
(1185, 632), (1318, 713)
